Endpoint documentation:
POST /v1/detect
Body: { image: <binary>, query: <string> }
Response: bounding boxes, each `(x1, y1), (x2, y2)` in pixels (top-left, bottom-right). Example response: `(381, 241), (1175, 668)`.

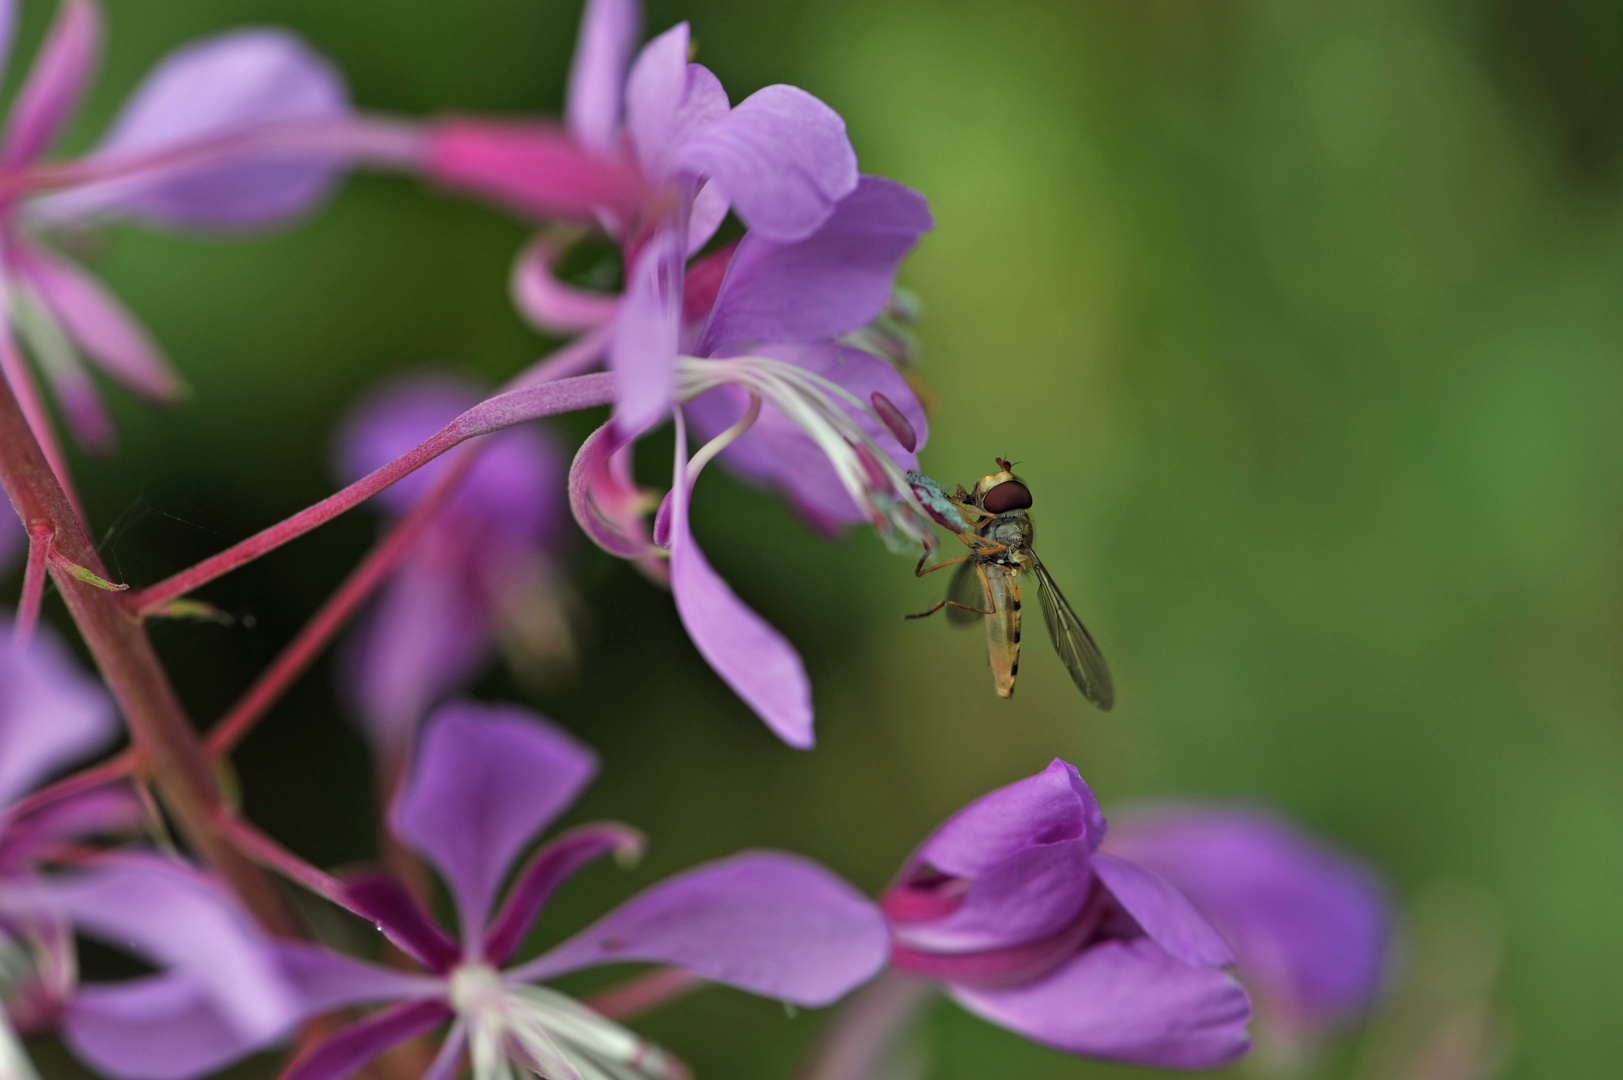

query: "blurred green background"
(7, 0), (1622, 1076)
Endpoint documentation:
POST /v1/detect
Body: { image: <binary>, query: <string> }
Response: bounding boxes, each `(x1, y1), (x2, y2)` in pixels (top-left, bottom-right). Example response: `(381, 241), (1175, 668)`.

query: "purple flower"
(879, 760), (1253, 1069)
(0, 0), (359, 448)
(332, 374), (572, 756)
(1102, 804), (1390, 1055)
(272, 701), (890, 1080)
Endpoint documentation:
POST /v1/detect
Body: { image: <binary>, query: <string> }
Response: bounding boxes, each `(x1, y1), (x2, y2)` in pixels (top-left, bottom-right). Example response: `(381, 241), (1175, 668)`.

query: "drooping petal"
(0, 0), (101, 168)
(393, 701), (597, 941)
(609, 224), (684, 436)
(32, 29), (350, 228)
(1103, 804), (1390, 1036)
(1091, 855), (1234, 969)
(698, 177), (932, 353)
(65, 971), (287, 1080)
(883, 760), (1105, 955)
(673, 85), (857, 242)
(511, 234), (620, 335)
(666, 409), (813, 746)
(515, 852), (888, 1007)
(566, 0), (640, 152)
(282, 1000), (453, 1080)
(483, 823), (644, 965)
(623, 24), (729, 182)
(0, 859), (300, 1044)
(14, 245), (185, 402)
(949, 937), (1252, 1069)
(0, 616), (117, 808)
(685, 343), (927, 529)
(567, 421), (659, 561)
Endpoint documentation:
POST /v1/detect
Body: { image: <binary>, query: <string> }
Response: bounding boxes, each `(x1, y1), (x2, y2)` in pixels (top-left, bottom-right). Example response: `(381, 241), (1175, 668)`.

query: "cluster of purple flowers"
(0, 1), (1394, 1078)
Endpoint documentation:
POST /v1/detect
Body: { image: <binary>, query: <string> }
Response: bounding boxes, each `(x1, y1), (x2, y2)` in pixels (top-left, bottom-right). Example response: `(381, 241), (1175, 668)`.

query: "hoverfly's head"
(973, 458), (1032, 514)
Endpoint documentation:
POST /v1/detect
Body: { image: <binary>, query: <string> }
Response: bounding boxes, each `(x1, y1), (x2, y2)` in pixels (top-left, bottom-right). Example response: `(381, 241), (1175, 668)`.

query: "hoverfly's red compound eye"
(982, 480), (1033, 513)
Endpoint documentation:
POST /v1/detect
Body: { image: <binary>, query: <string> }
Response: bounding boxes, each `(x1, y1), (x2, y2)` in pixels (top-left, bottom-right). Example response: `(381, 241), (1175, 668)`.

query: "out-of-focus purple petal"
(950, 937), (1253, 1068)
(335, 373), (567, 537)
(1092, 854), (1234, 969)
(0, 2), (17, 91)
(686, 344), (926, 528)
(699, 177), (931, 352)
(609, 226), (684, 436)
(36, 29), (350, 229)
(674, 85), (857, 242)
(1104, 805), (1390, 1034)
(511, 235), (620, 334)
(273, 942), (442, 1014)
(0, 787), (140, 873)
(427, 118), (645, 223)
(339, 872), (461, 974)
(515, 852), (888, 1006)
(1, 859), (300, 1044)
(623, 24), (728, 182)
(566, 0), (640, 153)
(339, 559), (495, 753)
(283, 1000), (452, 1080)
(687, 180), (729, 255)
(667, 410), (813, 746)
(883, 760), (1104, 955)
(0, 616), (117, 808)
(65, 971), (286, 1080)
(567, 421), (658, 560)
(483, 822), (644, 965)
(0, 0), (100, 168)
(15, 246), (185, 401)
(23, 316), (113, 450)
(393, 701), (597, 941)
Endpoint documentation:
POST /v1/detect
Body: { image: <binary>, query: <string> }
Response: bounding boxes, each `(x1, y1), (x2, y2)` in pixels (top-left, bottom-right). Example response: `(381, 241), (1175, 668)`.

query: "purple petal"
(0, 0), (100, 167)
(393, 701), (597, 941)
(609, 225), (684, 436)
(483, 823), (644, 965)
(567, 421), (658, 560)
(687, 180), (729, 255)
(1092, 855), (1234, 969)
(566, 0), (640, 152)
(0, 786), (141, 873)
(14, 245), (185, 401)
(667, 410), (813, 746)
(338, 872), (461, 974)
(0, 616), (117, 808)
(673, 85), (857, 242)
(0, 2), (16, 90)
(65, 971), (287, 1080)
(516, 852), (889, 1007)
(623, 24), (729, 182)
(426, 118), (646, 223)
(883, 760), (1105, 955)
(699, 177), (931, 352)
(38, 29), (349, 228)
(950, 937), (1252, 1068)
(2, 859), (299, 1043)
(511, 235), (620, 334)
(274, 941), (443, 1014)
(1104, 805), (1390, 1034)
(686, 343), (926, 528)
(283, 1000), (452, 1080)
(339, 560), (497, 753)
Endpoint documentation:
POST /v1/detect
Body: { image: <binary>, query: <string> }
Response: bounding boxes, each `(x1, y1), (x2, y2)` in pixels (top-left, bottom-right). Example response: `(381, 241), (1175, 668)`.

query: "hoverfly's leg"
(914, 552), (974, 578)
(904, 598), (995, 620)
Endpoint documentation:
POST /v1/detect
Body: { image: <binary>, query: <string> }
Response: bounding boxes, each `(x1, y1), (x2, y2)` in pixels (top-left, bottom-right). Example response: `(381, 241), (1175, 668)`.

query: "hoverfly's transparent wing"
(1031, 554), (1115, 710)
(946, 559), (987, 626)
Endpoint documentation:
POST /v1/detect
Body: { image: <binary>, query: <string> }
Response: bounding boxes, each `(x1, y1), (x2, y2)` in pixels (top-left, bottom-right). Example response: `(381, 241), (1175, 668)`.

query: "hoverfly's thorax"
(983, 511), (1034, 568)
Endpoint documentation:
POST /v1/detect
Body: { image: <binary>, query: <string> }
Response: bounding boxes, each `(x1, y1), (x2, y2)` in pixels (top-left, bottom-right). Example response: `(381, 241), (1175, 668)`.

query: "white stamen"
(685, 392), (761, 482)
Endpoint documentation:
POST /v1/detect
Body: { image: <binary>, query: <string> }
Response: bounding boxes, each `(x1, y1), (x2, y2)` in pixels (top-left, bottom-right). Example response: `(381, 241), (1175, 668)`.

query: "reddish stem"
(586, 968), (701, 1020)
(0, 367), (299, 936)
(0, 330), (81, 516)
(129, 372), (615, 616)
(213, 809), (345, 904)
(13, 521), (52, 644)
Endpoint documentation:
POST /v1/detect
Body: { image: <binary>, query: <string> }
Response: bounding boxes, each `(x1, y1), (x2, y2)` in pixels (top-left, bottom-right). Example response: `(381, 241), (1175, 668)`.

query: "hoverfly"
(906, 459), (1114, 709)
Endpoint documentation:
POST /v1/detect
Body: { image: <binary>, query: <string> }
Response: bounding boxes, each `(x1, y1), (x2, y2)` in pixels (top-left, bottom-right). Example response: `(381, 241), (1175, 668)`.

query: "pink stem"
(0, 329), (81, 517)
(13, 521), (52, 644)
(213, 808), (346, 904)
(205, 450), (476, 758)
(586, 968), (701, 1020)
(792, 971), (935, 1080)
(129, 372), (615, 615)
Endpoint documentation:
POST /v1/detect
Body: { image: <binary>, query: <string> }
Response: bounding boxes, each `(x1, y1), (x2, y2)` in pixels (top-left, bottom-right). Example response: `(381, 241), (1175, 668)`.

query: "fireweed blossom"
(0, 0), (411, 451)
(879, 760), (1253, 1069)
(1103, 804), (1390, 1060)
(332, 374), (573, 759)
(261, 702), (888, 1080)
